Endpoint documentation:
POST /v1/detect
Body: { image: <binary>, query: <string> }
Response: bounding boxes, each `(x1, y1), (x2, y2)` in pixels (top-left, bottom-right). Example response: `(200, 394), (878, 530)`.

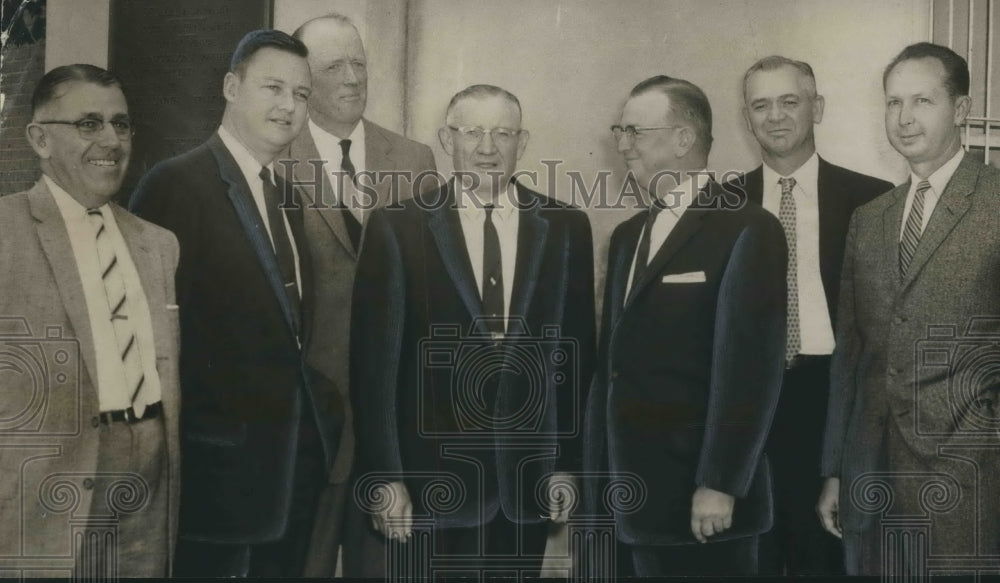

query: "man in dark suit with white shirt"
(281, 14), (437, 577)
(584, 75), (787, 576)
(730, 55), (892, 576)
(351, 84), (595, 578)
(130, 30), (333, 577)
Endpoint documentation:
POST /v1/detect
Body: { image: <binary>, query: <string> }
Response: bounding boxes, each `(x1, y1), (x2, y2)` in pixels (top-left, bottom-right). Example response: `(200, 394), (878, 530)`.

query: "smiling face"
(299, 20), (368, 137)
(617, 91), (685, 194)
(743, 65), (824, 166)
(439, 94), (528, 201)
(884, 57), (969, 175)
(223, 46), (312, 164)
(29, 81), (131, 208)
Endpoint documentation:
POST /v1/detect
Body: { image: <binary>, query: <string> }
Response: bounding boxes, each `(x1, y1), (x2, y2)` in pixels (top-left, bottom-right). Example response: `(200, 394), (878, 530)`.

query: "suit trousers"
(627, 535), (759, 576)
(79, 414), (169, 578)
(303, 473), (389, 578)
(174, 399), (326, 577)
(759, 355), (844, 576)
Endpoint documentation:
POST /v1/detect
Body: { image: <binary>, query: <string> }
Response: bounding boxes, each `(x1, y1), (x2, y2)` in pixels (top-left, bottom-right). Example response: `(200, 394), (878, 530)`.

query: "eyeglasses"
(610, 125), (680, 141)
(35, 118), (135, 140)
(448, 125), (523, 144)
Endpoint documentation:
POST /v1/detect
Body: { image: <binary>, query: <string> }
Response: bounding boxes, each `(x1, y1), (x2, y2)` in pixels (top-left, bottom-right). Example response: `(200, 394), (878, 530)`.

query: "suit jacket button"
(91, 416), (100, 428)
(83, 478), (94, 490)
(610, 370), (620, 380)
(888, 367), (899, 376)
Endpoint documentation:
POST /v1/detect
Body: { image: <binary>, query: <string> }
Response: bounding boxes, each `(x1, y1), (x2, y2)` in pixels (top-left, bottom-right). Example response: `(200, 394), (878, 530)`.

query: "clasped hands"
(370, 473), (579, 540)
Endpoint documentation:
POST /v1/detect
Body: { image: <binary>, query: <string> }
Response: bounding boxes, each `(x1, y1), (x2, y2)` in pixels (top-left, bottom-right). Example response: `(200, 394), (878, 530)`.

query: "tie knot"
(779, 176), (796, 193)
(86, 207), (104, 225)
(916, 180), (931, 195)
(259, 166), (272, 184)
(340, 139), (352, 155)
(484, 203), (495, 219)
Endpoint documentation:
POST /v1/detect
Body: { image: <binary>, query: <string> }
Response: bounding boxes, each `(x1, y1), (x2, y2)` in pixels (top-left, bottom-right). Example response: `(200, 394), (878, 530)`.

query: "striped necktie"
(900, 180), (930, 277)
(87, 208), (149, 417)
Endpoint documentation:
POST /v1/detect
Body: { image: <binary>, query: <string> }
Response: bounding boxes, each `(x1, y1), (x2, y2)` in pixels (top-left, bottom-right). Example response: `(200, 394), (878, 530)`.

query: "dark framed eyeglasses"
(610, 124), (680, 140)
(35, 118), (135, 140)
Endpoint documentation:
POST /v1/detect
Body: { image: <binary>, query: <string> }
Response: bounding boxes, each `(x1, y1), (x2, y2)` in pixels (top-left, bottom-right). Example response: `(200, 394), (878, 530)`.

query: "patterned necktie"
(482, 204), (505, 335)
(900, 180), (930, 277)
(339, 139), (362, 248)
(87, 208), (149, 416)
(259, 167), (301, 336)
(778, 177), (800, 363)
(629, 200), (666, 296)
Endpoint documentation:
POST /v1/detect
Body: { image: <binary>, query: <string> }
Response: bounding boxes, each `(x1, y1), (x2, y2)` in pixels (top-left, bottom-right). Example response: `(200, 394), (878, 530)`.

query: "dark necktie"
(629, 200), (665, 294)
(900, 180), (930, 277)
(778, 177), (800, 363)
(482, 205), (505, 336)
(339, 139), (361, 249)
(259, 166), (301, 335)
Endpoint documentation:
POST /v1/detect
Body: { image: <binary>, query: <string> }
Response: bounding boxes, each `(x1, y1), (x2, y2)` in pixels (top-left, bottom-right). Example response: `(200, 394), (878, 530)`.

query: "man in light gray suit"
(0, 64), (180, 578)
(282, 13), (437, 578)
(818, 42), (1000, 576)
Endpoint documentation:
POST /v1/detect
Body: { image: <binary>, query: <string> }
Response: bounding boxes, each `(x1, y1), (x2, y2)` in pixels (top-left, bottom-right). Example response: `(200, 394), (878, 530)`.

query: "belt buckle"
(123, 407), (134, 424)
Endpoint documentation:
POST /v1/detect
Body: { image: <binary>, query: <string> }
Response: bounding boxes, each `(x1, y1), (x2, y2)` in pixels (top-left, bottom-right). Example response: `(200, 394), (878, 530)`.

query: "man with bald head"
(283, 15), (437, 576)
(351, 84), (595, 577)
(732, 56), (891, 576)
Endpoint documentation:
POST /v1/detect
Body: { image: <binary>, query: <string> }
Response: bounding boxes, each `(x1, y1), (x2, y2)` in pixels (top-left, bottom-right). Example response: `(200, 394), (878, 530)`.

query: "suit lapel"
(508, 186), (549, 325)
(208, 134), (298, 340)
(27, 180), (100, 388)
(288, 128), (357, 259)
(624, 184), (713, 306)
(427, 182), (486, 332)
(607, 214), (644, 344)
(881, 182), (908, 294)
(817, 157), (850, 296)
(364, 119), (394, 208)
(743, 166), (764, 206)
(900, 153), (979, 290)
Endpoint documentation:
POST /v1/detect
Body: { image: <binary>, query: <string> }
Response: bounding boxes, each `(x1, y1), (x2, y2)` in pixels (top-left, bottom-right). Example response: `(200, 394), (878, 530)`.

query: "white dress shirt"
(625, 171), (709, 298)
(899, 147), (964, 239)
(309, 118), (367, 222)
(217, 127), (302, 299)
(761, 153), (835, 355)
(47, 175), (162, 411)
(457, 183), (520, 329)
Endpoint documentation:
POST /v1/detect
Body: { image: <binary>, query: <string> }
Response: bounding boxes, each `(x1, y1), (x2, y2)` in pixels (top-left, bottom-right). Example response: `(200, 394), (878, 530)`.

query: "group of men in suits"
(2, 10), (998, 578)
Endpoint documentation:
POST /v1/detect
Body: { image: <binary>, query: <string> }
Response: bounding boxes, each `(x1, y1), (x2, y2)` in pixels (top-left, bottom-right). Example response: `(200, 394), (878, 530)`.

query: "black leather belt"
(99, 401), (162, 424)
(785, 354), (829, 371)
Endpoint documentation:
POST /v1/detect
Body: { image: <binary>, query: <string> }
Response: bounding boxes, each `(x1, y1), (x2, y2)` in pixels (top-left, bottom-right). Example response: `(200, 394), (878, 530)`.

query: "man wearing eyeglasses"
(0, 64), (181, 577)
(350, 84), (595, 576)
(583, 75), (787, 576)
(729, 56), (892, 577)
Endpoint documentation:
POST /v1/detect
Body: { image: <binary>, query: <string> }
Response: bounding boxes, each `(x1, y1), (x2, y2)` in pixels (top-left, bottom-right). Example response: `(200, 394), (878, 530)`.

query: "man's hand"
(546, 472), (578, 524)
(816, 477), (842, 539)
(690, 486), (735, 543)
(371, 480), (412, 541)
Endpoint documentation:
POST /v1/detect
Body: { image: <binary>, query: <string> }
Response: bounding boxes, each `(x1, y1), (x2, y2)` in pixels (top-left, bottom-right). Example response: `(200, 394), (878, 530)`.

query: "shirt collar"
(654, 170), (709, 215)
(762, 152), (819, 195)
(910, 147), (964, 196)
(218, 126), (273, 185)
(457, 180), (519, 222)
(308, 118), (365, 156)
(45, 174), (99, 222)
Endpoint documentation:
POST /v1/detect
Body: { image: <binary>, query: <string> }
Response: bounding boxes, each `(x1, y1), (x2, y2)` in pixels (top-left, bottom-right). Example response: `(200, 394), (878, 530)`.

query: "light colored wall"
(407, 0), (928, 267)
(45, 0), (110, 70)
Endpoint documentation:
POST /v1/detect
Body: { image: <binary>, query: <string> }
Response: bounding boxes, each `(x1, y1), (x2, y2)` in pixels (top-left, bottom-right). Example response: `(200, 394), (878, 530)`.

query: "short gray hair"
(742, 55), (818, 101)
(444, 84), (522, 126)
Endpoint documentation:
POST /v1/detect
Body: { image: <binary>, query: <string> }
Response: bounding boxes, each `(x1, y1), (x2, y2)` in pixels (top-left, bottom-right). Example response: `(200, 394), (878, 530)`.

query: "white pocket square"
(166, 304), (180, 311)
(661, 271), (706, 283)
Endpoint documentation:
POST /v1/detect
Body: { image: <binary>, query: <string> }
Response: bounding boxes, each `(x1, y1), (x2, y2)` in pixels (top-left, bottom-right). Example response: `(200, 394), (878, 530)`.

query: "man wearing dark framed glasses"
(584, 75), (787, 576)
(0, 64), (181, 577)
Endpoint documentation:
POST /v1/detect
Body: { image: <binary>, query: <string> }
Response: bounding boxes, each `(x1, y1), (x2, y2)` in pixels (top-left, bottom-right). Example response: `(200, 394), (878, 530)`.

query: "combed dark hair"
(743, 55), (817, 99)
(230, 29), (308, 77)
(31, 64), (123, 117)
(292, 12), (355, 41)
(883, 42), (970, 97)
(445, 84), (522, 125)
(630, 75), (713, 156)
